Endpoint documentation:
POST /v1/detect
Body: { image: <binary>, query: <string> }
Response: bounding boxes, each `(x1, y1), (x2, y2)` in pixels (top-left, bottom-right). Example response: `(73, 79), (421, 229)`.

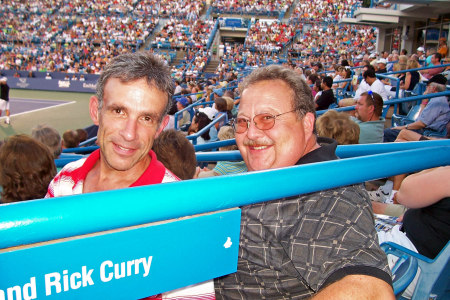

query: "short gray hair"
(238, 64), (315, 119)
(429, 82), (446, 93)
(31, 124), (62, 159)
(95, 52), (174, 122)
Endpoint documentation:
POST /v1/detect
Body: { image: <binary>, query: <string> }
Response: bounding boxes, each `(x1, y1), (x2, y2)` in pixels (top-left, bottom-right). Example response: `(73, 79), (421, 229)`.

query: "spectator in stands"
(438, 37), (448, 58)
(376, 58), (387, 74)
(0, 77), (10, 125)
(338, 64), (378, 107)
(62, 130), (80, 149)
(352, 91), (385, 143)
(197, 126), (247, 178)
(76, 128), (88, 144)
(421, 53), (444, 80)
(399, 58), (421, 94)
(315, 76), (336, 110)
(316, 110), (360, 144)
(416, 47), (426, 60)
(377, 166), (450, 297)
(45, 73), (52, 80)
(152, 129), (197, 180)
(31, 124), (62, 159)
(46, 52), (179, 196)
(215, 64), (393, 299)
(0, 134), (56, 203)
(176, 97), (191, 129)
(187, 108), (214, 145)
(362, 69), (389, 101)
(384, 79), (450, 142)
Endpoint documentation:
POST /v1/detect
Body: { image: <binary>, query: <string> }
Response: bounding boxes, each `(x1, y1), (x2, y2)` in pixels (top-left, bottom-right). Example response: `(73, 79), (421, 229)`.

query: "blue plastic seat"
(391, 104), (422, 127)
(381, 241), (450, 299)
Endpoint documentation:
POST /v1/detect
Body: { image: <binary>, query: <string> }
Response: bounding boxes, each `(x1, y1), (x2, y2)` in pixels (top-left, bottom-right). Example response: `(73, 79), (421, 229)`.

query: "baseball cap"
(199, 107), (216, 121)
(427, 74), (447, 86)
(417, 47), (425, 52)
(377, 58), (387, 64)
(369, 53), (377, 59)
(0, 77), (7, 82)
(176, 97), (189, 107)
(213, 88), (224, 97)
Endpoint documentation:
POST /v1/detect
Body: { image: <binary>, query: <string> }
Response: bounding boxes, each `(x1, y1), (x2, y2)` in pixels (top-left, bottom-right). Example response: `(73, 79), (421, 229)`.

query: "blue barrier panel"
(6, 78), (97, 93)
(0, 208), (240, 299)
(2, 144), (449, 249)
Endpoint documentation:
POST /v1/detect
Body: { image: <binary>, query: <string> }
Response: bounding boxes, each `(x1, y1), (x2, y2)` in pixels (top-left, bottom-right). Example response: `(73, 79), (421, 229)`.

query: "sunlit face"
(90, 78), (168, 175)
(355, 94), (374, 122)
(235, 80), (316, 171)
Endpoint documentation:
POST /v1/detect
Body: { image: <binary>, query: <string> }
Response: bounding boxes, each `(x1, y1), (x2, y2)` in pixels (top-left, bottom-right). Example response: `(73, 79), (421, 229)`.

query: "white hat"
(0, 77), (7, 82)
(356, 54), (364, 60)
(417, 47), (425, 52)
(377, 58), (387, 65)
(369, 53), (377, 59)
(199, 107), (216, 121)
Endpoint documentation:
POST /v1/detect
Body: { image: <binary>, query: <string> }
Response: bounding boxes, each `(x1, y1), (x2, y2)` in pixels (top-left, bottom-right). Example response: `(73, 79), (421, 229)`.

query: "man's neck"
(368, 114), (381, 122)
(83, 155), (151, 193)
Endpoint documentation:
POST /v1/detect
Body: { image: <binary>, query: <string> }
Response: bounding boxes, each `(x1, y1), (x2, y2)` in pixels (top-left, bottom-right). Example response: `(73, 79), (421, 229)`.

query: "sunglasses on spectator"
(232, 110), (297, 134)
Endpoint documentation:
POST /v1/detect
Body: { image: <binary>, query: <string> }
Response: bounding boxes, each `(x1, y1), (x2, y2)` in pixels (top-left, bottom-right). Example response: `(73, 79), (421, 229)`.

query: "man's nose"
(246, 119), (264, 139)
(120, 118), (138, 141)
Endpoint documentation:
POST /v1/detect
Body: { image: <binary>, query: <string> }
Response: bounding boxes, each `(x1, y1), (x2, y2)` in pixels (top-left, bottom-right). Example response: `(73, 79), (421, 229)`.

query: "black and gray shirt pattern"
(215, 138), (391, 299)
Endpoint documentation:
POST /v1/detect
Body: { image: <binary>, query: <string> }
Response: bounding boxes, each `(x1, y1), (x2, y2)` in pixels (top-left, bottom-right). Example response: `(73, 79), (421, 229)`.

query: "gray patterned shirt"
(215, 138), (391, 299)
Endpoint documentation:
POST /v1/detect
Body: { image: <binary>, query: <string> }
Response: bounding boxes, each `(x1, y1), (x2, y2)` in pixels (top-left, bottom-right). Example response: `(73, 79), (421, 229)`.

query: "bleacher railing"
(2, 140), (450, 298)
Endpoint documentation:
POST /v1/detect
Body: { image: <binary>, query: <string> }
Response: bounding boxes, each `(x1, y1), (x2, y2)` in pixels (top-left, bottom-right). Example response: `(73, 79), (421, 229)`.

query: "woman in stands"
(187, 108), (213, 145)
(0, 134), (56, 203)
(377, 166), (450, 297)
(399, 58), (421, 94)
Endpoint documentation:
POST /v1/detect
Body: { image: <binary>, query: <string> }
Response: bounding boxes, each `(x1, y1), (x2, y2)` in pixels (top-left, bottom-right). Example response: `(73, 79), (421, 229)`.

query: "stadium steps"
(204, 60), (220, 73)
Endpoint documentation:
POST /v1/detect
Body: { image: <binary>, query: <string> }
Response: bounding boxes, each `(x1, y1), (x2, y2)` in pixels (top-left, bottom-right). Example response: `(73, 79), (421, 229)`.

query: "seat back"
(391, 104), (422, 127)
(381, 241), (450, 300)
(413, 240), (450, 299)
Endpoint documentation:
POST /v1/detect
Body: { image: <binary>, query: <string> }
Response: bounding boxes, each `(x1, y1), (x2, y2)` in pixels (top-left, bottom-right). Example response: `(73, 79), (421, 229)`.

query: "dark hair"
(240, 65), (315, 119)
(322, 76), (333, 88)
(63, 130), (79, 149)
(0, 134), (56, 203)
(31, 124), (62, 159)
(76, 129), (88, 143)
(364, 64), (375, 73)
(344, 68), (352, 79)
(95, 52), (174, 123)
(214, 97), (228, 112)
(152, 129), (197, 180)
(361, 91), (383, 116)
(341, 59), (349, 67)
(433, 52), (442, 61)
(193, 112), (212, 140)
(363, 69), (376, 79)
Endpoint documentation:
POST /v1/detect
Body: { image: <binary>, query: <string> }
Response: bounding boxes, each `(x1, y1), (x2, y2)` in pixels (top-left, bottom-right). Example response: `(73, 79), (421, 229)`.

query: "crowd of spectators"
(211, 0), (294, 16)
(290, 0), (361, 23)
(245, 20), (296, 53)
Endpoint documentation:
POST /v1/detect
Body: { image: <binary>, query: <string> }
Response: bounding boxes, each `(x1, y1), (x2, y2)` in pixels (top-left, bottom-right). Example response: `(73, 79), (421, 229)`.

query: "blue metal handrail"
(186, 113), (226, 145)
(195, 139), (450, 161)
(2, 142), (449, 249)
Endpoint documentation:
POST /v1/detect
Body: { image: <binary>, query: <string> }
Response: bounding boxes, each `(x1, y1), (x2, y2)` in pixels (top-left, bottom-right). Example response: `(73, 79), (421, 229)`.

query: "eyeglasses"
(232, 109), (297, 134)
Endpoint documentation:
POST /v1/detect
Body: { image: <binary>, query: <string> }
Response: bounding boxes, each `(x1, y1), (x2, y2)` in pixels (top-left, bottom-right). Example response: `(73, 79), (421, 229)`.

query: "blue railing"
(2, 140), (449, 249)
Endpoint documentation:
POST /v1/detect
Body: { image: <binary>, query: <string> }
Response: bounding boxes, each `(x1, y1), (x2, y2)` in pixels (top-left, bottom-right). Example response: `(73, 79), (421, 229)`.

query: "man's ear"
(302, 112), (316, 139)
(156, 115), (169, 138)
(89, 96), (100, 125)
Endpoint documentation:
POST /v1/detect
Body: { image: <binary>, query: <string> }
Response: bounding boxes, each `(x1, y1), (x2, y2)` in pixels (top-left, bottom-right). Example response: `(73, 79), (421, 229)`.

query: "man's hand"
(312, 275), (395, 300)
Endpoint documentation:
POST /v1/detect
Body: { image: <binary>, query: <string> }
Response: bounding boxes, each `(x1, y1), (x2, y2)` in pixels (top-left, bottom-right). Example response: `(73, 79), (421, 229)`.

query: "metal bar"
(1, 144), (449, 249)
